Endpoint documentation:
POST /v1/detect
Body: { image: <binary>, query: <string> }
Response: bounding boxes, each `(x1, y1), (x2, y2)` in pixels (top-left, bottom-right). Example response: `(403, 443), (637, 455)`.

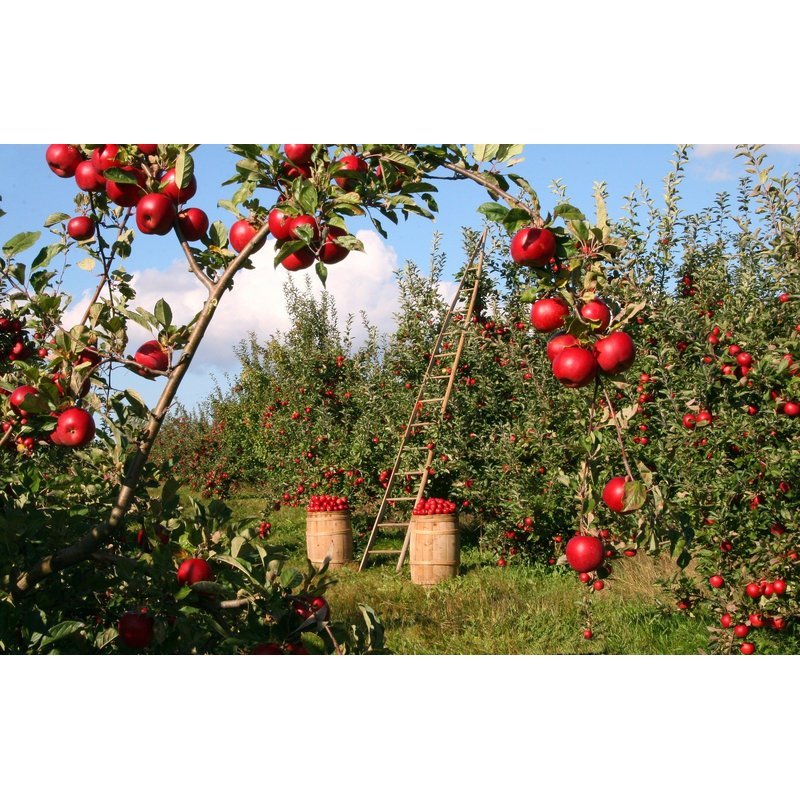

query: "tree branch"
(438, 161), (542, 225)
(173, 219), (214, 291)
(12, 221), (272, 597)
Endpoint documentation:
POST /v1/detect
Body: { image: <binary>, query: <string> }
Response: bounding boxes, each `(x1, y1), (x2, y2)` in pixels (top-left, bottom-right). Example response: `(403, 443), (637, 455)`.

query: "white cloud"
(127, 229), (403, 368)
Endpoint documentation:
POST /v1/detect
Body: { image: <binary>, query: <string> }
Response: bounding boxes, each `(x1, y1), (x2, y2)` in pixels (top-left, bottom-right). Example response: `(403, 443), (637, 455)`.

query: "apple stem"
(173, 219), (215, 291)
(602, 386), (635, 482)
(12, 220), (272, 597)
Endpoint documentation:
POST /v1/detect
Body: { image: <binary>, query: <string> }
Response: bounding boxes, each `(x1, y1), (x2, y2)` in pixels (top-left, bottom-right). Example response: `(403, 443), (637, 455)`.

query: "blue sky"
(2, 143), (799, 409)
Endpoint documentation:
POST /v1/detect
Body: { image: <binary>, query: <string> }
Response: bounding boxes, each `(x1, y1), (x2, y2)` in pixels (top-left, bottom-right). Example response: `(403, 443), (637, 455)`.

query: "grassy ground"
(225, 494), (711, 655)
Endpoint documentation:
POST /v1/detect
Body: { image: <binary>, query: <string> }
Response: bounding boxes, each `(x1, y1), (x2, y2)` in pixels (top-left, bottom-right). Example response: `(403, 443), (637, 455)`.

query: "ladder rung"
(409, 422), (433, 427)
(419, 397), (445, 403)
(369, 550), (403, 556)
(434, 351), (457, 358)
(430, 374), (450, 379)
(377, 522), (409, 528)
(387, 496), (418, 501)
(403, 470), (424, 476)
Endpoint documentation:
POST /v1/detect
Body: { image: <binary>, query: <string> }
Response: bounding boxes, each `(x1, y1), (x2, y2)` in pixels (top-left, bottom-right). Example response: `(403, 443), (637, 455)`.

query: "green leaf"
(273, 239), (308, 266)
(209, 221), (228, 248)
(477, 202), (509, 223)
(3, 231), (41, 257)
(334, 235), (364, 253)
(103, 167), (139, 185)
(217, 200), (240, 218)
(95, 628), (119, 650)
(154, 298), (173, 328)
(77, 257), (96, 271)
(19, 393), (50, 416)
(30, 269), (56, 294)
(622, 481), (647, 512)
(554, 204), (586, 221)
(280, 567), (303, 590)
(214, 553), (255, 580)
(43, 212), (70, 227)
(32, 243), (66, 270)
(188, 580), (223, 596)
(383, 151), (417, 169)
(316, 261), (328, 287)
(175, 150), (195, 189)
(231, 536), (246, 559)
(123, 389), (150, 417)
(298, 184), (318, 213)
(473, 144), (499, 162)
(41, 620), (85, 648)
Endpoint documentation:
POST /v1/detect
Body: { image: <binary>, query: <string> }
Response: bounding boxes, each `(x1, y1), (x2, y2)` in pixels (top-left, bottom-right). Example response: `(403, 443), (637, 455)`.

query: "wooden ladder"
(358, 228), (488, 573)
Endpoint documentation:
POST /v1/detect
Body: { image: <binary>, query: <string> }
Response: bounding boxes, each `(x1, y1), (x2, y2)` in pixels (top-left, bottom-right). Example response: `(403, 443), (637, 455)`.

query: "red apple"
(334, 154), (368, 189)
(67, 216), (95, 241)
(594, 331), (636, 375)
(530, 297), (569, 332)
(159, 168), (197, 204)
(281, 247), (316, 271)
(510, 227), (557, 267)
(9, 385), (39, 417)
(105, 166), (146, 207)
(136, 194), (176, 235)
(177, 207), (209, 241)
(137, 144), (158, 156)
(92, 144), (121, 173)
(546, 333), (580, 363)
(134, 340), (169, 373)
(287, 214), (320, 242)
(268, 207), (293, 240)
(55, 407), (96, 447)
(177, 557), (214, 586)
(74, 160), (107, 192)
(284, 144), (314, 164)
(551, 346), (597, 388)
(46, 144), (83, 177)
(319, 226), (349, 264)
(745, 583), (762, 599)
(579, 299), (611, 332)
(783, 401), (799, 417)
(229, 219), (265, 254)
(602, 476), (633, 513)
(565, 534), (605, 572)
(709, 575), (725, 589)
(118, 610), (154, 649)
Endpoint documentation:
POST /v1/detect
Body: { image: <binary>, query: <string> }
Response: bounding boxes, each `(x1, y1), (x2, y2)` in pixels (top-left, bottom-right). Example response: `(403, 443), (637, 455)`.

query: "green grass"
(223, 495), (711, 655)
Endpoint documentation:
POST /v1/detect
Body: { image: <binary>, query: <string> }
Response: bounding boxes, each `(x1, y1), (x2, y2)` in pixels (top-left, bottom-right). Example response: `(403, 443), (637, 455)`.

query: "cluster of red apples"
(511, 226), (636, 387)
(306, 494), (350, 512)
(5, 383), (95, 449)
(413, 497), (457, 515)
(230, 144), (355, 271)
(45, 144), (209, 242)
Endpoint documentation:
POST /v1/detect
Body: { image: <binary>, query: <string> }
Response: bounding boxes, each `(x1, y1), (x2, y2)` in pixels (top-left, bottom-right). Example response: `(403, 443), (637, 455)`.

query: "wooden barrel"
(306, 511), (353, 569)
(409, 513), (460, 586)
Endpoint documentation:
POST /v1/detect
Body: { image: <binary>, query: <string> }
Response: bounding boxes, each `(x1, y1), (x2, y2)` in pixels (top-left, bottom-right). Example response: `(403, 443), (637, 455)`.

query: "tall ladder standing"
(359, 228), (488, 573)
